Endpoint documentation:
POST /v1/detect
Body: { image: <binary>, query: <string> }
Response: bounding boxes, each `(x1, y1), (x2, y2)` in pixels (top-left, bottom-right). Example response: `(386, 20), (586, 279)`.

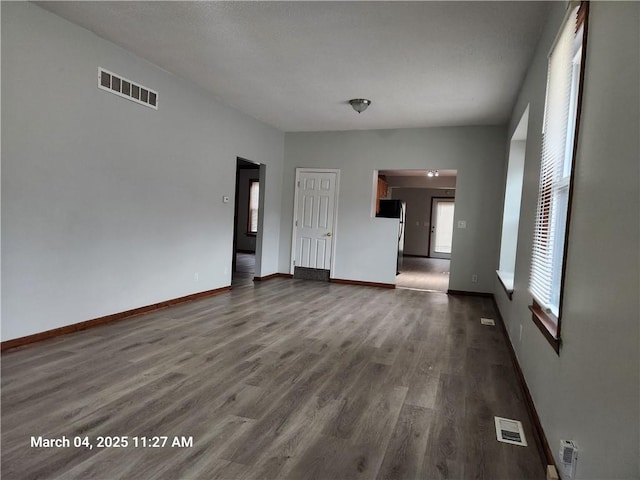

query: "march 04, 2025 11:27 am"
(30, 435), (194, 450)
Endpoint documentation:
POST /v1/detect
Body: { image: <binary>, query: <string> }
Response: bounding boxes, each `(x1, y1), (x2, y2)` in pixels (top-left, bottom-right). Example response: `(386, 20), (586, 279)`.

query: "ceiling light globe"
(349, 98), (371, 114)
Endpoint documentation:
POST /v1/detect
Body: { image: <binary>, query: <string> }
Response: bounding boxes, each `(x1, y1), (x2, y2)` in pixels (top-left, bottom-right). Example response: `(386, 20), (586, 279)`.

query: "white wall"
(494, 2), (639, 478)
(281, 127), (506, 290)
(390, 187), (455, 257)
(1, 3), (284, 341)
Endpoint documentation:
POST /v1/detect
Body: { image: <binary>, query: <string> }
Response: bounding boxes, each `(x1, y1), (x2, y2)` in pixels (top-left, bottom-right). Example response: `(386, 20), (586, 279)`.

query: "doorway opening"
(232, 158), (261, 285)
(377, 169), (457, 292)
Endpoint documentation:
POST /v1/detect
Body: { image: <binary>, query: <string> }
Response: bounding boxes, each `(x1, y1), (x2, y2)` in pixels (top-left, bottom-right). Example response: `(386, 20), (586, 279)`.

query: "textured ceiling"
(38, 1), (550, 132)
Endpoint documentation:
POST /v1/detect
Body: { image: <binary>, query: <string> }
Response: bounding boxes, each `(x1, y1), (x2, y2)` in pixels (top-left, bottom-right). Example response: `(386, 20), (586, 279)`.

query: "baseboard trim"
(253, 273), (293, 281)
(447, 289), (493, 297)
(1, 286), (232, 353)
(491, 296), (555, 472)
(330, 278), (395, 289)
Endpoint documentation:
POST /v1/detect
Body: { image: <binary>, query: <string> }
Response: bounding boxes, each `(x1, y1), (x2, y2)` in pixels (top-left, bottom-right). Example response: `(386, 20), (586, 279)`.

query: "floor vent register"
(494, 416), (528, 446)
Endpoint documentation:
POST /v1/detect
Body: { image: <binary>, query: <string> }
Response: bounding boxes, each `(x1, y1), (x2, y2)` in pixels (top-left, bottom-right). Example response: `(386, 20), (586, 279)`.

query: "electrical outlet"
(471, 274), (478, 283)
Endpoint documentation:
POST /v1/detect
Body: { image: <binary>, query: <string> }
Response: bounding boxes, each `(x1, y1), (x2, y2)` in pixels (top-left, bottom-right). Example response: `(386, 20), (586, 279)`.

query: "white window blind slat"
(530, 4), (582, 319)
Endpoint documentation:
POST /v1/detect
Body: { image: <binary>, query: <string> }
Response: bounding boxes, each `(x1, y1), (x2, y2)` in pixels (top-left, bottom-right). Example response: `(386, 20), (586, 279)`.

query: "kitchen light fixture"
(427, 169), (439, 177)
(349, 98), (371, 114)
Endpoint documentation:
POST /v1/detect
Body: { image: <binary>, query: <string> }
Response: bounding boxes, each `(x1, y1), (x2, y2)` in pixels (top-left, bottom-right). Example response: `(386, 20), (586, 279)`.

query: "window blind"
(530, 4), (583, 318)
(249, 181), (259, 233)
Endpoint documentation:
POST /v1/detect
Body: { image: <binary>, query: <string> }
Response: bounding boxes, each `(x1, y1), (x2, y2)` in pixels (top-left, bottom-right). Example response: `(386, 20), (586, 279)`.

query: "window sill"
(528, 300), (560, 355)
(496, 271), (514, 300)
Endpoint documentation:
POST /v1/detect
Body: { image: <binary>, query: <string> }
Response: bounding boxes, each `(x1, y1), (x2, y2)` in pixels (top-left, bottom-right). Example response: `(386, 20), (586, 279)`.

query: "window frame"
(247, 179), (259, 236)
(529, 1), (588, 354)
(497, 106), (529, 300)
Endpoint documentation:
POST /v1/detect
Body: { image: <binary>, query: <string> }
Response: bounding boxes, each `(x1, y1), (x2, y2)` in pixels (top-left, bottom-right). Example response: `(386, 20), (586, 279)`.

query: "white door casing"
(291, 169), (339, 273)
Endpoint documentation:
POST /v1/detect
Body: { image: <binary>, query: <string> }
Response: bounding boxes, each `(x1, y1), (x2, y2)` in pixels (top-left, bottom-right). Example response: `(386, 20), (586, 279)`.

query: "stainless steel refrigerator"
(377, 199), (406, 274)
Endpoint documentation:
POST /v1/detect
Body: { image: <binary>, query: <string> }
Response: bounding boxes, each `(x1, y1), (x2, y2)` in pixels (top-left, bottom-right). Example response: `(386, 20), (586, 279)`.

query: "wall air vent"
(98, 68), (157, 110)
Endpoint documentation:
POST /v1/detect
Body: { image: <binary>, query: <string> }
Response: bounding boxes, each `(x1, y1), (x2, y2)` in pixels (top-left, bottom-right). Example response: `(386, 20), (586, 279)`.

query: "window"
(497, 106), (529, 299)
(248, 180), (259, 234)
(529, 2), (587, 353)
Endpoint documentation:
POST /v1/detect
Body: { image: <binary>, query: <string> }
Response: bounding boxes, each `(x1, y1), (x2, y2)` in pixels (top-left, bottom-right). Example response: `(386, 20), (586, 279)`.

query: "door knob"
(325, 232), (332, 237)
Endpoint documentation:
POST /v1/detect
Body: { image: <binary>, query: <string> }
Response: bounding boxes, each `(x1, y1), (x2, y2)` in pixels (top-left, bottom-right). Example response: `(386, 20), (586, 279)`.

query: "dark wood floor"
(233, 252), (255, 285)
(1, 278), (544, 480)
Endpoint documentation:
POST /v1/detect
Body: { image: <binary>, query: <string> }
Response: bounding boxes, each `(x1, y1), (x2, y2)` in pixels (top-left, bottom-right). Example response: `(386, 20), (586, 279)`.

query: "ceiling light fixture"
(427, 169), (440, 177)
(349, 98), (371, 114)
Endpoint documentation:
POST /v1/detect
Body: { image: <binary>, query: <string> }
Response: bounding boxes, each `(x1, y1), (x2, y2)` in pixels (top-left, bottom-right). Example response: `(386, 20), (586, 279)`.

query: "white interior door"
(430, 198), (455, 259)
(292, 170), (338, 271)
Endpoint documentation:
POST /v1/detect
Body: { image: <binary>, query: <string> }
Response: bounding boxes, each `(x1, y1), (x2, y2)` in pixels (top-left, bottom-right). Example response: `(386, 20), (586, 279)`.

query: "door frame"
(232, 157), (262, 278)
(290, 168), (341, 275)
(429, 196), (455, 259)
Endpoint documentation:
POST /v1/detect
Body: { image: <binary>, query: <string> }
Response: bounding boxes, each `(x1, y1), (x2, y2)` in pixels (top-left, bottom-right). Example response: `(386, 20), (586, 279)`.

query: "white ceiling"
(38, 1), (550, 132)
